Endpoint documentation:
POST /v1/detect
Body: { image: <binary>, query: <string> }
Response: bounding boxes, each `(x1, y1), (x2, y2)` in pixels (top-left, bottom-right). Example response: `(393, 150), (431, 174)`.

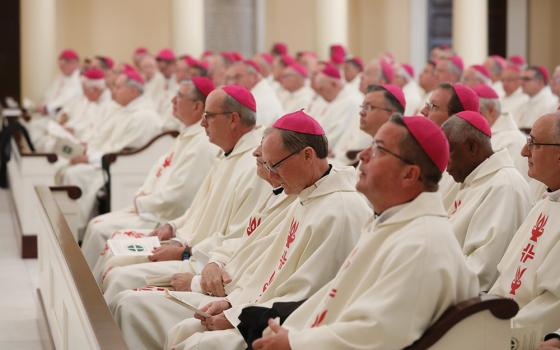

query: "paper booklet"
(53, 137), (85, 158)
(511, 323), (543, 350)
(107, 236), (161, 256)
(164, 289), (211, 318)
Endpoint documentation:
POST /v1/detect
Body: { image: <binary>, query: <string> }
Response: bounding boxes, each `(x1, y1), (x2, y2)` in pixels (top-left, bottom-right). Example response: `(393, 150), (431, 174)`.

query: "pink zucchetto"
(183, 55), (198, 66)
(380, 59), (395, 83)
(244, 59), (263, 75)
(82, 67), (105, 80)
(191, 77), (215, 97)
(288, 61), (308, 78)
(508, 55), (526, 67)
(123, 68), (145, 85)
(401, 63), (415, 78)
(156, 49), (176, 61)
(273, 110), (325, 136)
(280, 54), (295, 66)
(471, 64), (491, 79)
(272, 43), (288, 55)
(452, 83), (479, 112)
(134, 47), (148, 55)
(449, 55), (464, 71)
(472, 84), (499, 100)
(455, 111), (492, 137)
(535, 66), (549, 85)
(381, 84), (406, 111)
(330, 44), (346, 65)
(321, 63), (341, 80)
(222, 85), (256, 112)
(346, 56), (364, 71)
(59, 49), (79, 61)
(490, 55), (507, 69)
(402, 116), (449, 173)
(261, 53), (274, 64)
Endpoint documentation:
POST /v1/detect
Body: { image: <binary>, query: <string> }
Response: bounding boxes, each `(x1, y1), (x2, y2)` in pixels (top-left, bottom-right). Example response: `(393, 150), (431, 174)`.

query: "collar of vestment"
(461, 148), (514, 189)
(491, 112), (519, 134)
(297, 166), (357, 205)
(373, 191), (447, 229)
(179, 121), (204, 139)
(219, 126), (262, 160)
(529, 86), (551, 103)
(545, 187), (560, 202)
(122, 95), (150, 113)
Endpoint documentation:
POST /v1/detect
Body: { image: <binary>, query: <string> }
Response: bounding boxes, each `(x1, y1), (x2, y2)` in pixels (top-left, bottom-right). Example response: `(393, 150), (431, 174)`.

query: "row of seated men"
(27, 43), (560, 349)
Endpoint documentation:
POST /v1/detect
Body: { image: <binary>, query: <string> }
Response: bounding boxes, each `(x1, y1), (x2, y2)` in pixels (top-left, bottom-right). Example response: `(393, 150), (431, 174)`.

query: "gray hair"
(442, 115), (491, 146)
(267, 127), (329, 159)
(447, 60), (463, 80)
(125, 78), (144, 94)
(367, 84), (405, 114)
(479, 97), (502, 115)
(179, 79), (206, 103)
(389, 114), (441, 192)
(224, 94), (256, 127)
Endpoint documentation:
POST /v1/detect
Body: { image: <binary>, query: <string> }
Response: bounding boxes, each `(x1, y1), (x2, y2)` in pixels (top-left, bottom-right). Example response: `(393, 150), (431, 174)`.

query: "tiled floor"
(0, 188), (52, 350)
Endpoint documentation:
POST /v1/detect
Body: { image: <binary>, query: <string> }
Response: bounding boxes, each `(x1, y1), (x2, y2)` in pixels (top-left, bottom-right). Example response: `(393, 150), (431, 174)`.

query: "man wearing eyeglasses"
(490, 113), (560, 340)
(224, 60), (284, 127)
(441, 111), (531, 291)
(102, 85), (272, 302)
(249, 115), (479, 350)
(164, 110), (371, 350)
(517, 66), (558, 129)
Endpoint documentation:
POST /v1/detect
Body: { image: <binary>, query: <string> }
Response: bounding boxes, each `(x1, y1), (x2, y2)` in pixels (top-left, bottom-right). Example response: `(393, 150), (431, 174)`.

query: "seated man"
(101, 85), (271, 300)
(58, 68), (162, 230)
(247, 115), (480, 350)
(80, 77), (218, 269)
(112, 111), (371, 350)
(490, 112), (560, 338)
(442, 111), (530, 290)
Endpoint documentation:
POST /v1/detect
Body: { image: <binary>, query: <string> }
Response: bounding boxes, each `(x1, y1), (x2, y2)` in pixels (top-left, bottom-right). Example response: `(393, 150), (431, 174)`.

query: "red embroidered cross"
(509, 266), (527, 296)
(530, 213), (548, 243)
(311, 310), (328, 328)
(278, 250), (288, 270)
(246, 217), (261, 236)
(520, 243), (536, 263)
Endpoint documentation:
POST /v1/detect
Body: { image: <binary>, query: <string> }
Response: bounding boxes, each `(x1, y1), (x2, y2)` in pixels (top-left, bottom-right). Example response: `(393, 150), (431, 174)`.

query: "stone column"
(21, 0), (56, 102)
(315, 0), (348, 59)
(171, 0), (205, 57)
(453, 0), (488, 66)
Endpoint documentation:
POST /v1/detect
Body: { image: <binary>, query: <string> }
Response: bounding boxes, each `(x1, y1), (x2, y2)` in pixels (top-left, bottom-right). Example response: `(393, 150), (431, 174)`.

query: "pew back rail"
(36, 186), (128, 350)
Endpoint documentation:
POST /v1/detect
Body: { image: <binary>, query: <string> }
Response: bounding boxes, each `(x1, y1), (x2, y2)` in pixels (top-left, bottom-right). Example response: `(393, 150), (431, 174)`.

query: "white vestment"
(102, 128), (271, 300)
(491, 112), (529, 181)
(490, 189), (560, 338)
(516, 87), (558, 129)
(316, 90), (362, 150)
(58, 96), (162, 231)
(447, 149), (531, 290)
(501, 88), (529, 125)
(492, 80), (506, 98)
(109, 191), (297, 350)
(144, 72), (166, 105)
(81, 122), (219, 268)
(42, 69), (83, 115)
(277, 85), (314, 113)
(164, 167), (372, 350)
(251, 79), (285, 127)
(403, 80), (423, 116)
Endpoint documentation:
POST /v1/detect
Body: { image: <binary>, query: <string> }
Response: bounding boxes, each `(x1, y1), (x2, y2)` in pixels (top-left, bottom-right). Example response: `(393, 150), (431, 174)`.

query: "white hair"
(396, 66), (412, 83)
(81, 77), (105, 90)
(125, 78), (144, 94)
(479, 97), (502, 115)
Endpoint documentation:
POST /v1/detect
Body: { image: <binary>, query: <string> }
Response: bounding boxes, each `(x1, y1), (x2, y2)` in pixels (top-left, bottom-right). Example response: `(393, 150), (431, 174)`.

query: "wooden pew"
(35, 186), (128, 350)
(101, 130), (178, 212)
(404, 294), (519, 350)
(4, 115), (59, 258)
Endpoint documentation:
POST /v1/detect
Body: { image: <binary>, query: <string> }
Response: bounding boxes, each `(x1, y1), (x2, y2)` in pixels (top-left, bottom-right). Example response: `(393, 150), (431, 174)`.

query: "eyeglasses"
(424, 101), (440, 112)
(263, 149), (302, 174)
(370, 141), (414, 165)
(203, 111), (233, 121)
(526, 135), (560, 150)
(359, 103), (393, 113)
(521, 76), (537, 82)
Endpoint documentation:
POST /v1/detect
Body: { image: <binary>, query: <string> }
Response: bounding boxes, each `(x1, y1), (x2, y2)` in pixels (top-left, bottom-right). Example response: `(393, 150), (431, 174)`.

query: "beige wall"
(528, 0), (560, 73)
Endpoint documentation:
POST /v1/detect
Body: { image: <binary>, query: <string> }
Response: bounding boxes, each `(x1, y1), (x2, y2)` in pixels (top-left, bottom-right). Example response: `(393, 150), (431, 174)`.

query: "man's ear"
(229, 112), (241, 129)
(402, 164), (422, 186)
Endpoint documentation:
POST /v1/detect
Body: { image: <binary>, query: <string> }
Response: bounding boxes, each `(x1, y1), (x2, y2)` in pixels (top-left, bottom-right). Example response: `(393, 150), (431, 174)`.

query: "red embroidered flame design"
(509, 266), (527, 295)
(530, 213), (548, 243)
(286, 219), (299, 249)
(246, 217), (262, 237)
(311, 310), (328, 328)
(262, 271), (276, 293)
